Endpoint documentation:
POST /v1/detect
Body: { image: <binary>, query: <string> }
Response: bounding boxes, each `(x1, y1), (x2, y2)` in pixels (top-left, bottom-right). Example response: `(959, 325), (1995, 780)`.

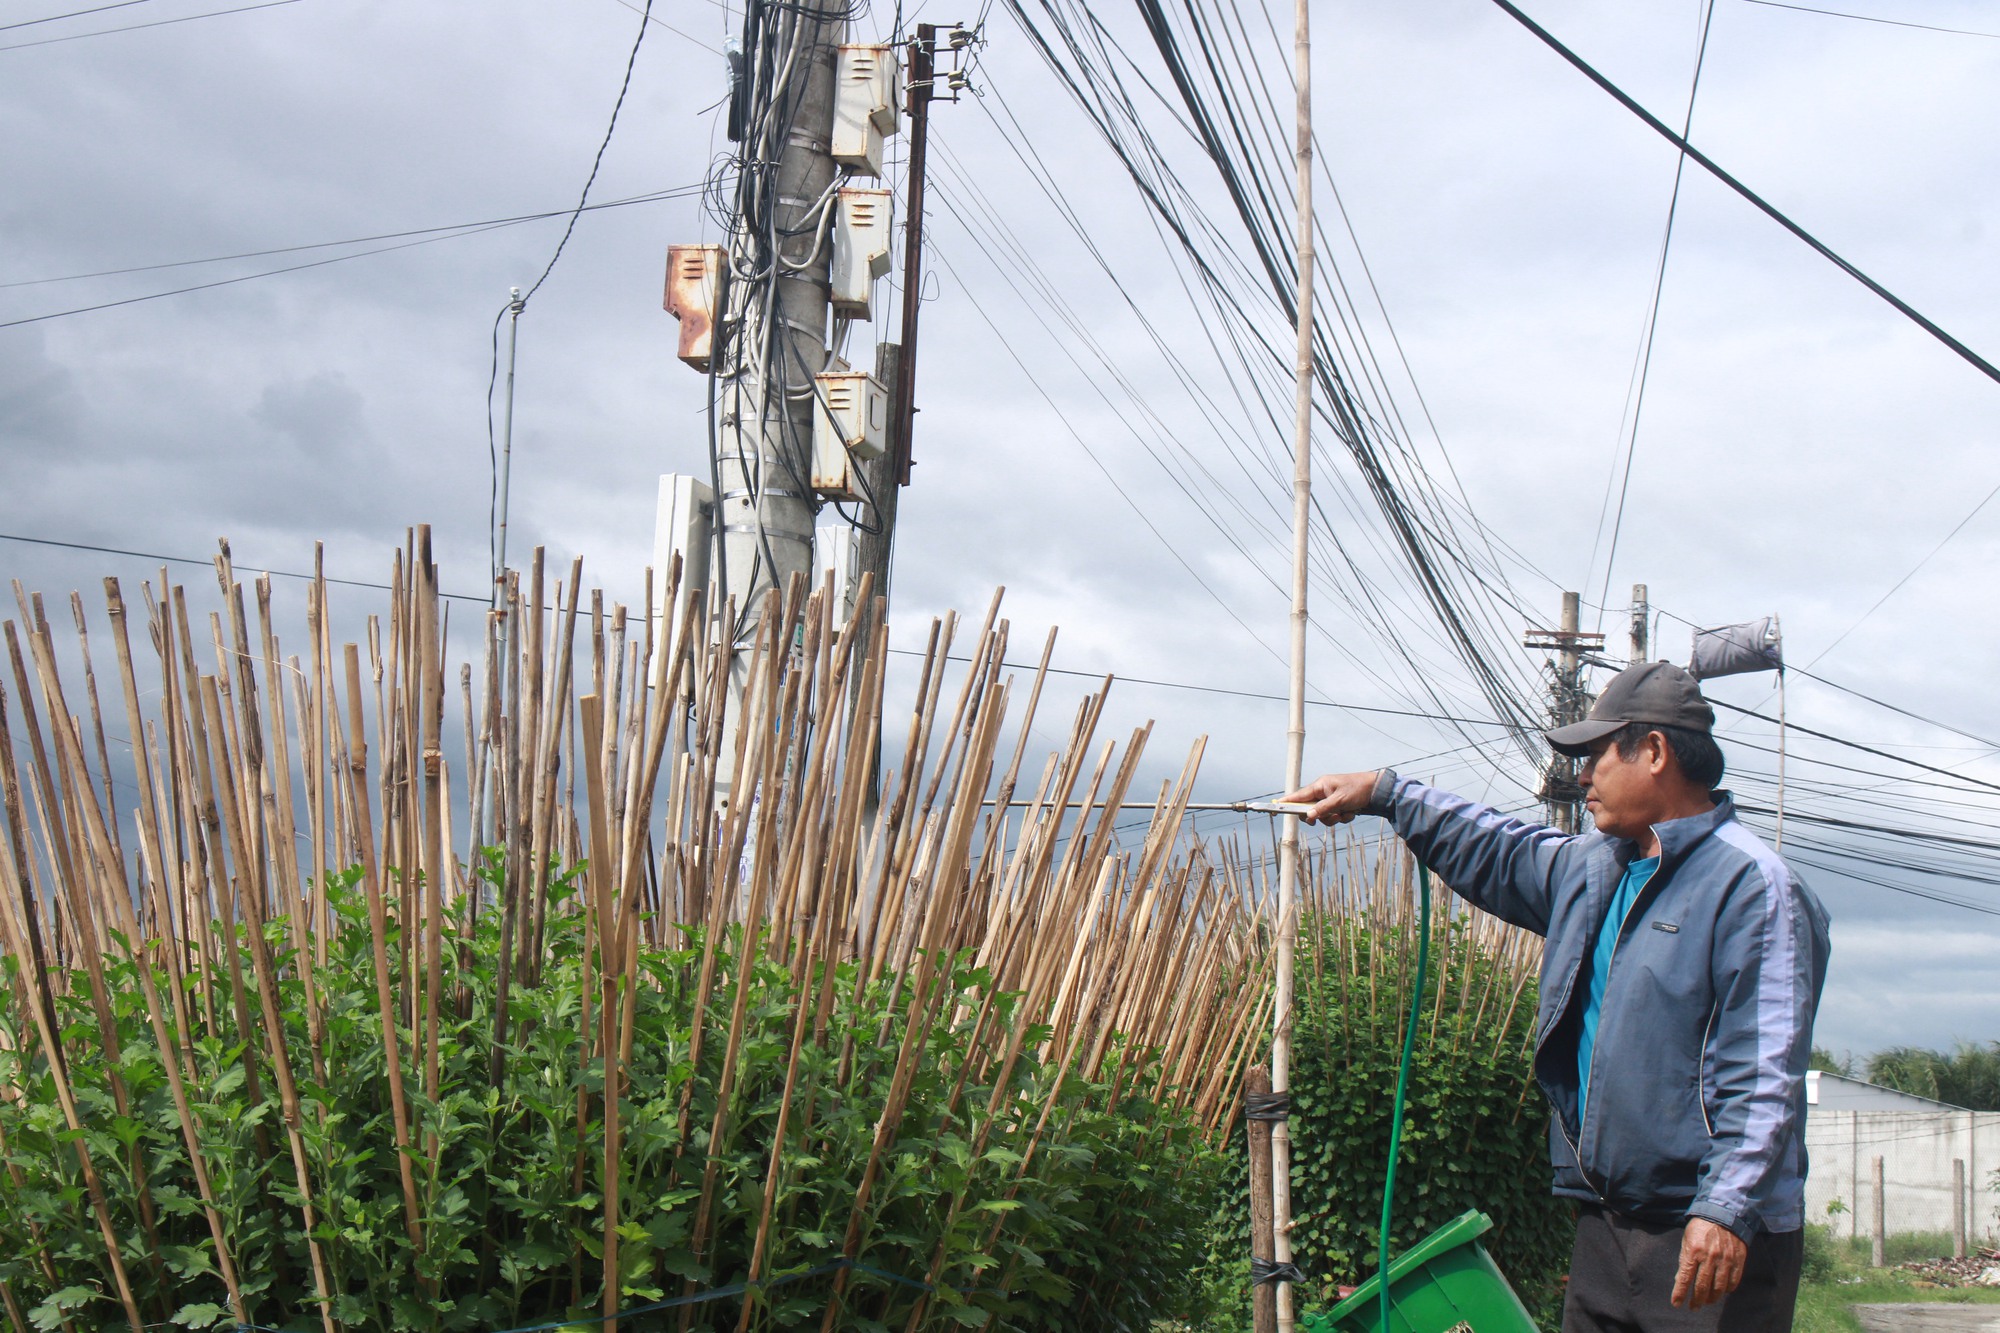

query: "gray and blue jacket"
(1367, 772), (1831, 1240)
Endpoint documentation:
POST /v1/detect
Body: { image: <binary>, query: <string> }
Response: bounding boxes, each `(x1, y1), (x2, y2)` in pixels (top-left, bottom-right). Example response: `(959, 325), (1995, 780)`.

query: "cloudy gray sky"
(4, 0), (1997, 1059)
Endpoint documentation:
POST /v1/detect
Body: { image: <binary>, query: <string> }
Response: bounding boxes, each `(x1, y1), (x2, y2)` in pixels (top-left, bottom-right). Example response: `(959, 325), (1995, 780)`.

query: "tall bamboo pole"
(1270, 0), (1315, 1321)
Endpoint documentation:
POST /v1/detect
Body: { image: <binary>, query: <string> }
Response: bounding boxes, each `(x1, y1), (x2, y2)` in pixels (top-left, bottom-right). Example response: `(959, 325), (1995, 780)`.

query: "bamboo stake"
(340, 643), (426, 1255)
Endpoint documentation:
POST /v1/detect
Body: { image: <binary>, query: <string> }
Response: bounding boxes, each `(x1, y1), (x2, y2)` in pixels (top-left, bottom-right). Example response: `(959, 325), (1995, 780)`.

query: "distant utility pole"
(1524, 591), (1602, 832)
(494, 286), (526, 610)
(1630, 582), (1650, 663)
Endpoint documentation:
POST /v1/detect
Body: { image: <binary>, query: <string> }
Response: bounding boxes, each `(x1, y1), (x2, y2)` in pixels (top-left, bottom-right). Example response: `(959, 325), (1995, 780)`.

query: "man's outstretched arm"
(1284, 769), (1576, 936)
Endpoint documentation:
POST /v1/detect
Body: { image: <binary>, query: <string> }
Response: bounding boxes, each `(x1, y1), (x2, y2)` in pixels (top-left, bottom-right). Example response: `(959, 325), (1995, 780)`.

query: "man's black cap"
(1544, 661), (1716, 757)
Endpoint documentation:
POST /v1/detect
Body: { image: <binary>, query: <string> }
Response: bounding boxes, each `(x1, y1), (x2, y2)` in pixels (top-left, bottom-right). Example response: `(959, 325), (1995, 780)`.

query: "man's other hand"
(1282, 772), (1381, 826)
(1671, 1219), (1747, 1310)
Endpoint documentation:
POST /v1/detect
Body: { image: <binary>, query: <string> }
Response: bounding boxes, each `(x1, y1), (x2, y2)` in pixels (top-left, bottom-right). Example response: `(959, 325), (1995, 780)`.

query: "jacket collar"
(1624, 791), (1734, 872)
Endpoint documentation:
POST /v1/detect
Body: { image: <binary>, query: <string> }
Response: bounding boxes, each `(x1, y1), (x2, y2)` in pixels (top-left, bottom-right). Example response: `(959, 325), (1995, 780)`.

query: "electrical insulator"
(831, 44), (901, 176)
(663, 244), (724, 371)
(830, 188), (892, 319)
(811, 370), (888, 499)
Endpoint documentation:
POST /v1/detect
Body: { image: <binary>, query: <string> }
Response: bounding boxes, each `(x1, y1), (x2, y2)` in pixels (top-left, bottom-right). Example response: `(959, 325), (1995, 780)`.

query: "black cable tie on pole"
(1250, 1258), (1306, 1286)
(1244, 1091), (1290, 1122)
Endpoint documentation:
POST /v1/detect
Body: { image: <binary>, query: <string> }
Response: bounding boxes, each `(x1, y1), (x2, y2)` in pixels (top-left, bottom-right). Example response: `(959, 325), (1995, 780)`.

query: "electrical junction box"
(811, 370), (888, 500)
(831, 44), (901, 176)
(651, 474), (714, 645)
(813, 522), (860, 630)
(831, 188), (892, 319)
(663, 243), (724, 371)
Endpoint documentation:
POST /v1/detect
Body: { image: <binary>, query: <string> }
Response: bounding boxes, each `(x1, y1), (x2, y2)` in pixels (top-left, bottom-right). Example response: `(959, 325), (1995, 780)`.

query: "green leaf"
(29, 1287), (100, 1333)
(170, 1302), (228, 1329)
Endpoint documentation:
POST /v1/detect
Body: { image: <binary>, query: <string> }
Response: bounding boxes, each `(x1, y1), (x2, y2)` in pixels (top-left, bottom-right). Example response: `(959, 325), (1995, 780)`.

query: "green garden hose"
(1378, 859), (1432, 1333)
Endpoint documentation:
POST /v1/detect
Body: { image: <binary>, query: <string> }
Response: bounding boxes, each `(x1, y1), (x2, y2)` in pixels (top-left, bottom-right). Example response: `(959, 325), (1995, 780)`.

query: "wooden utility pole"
(1269, 0), (1314, 1319)
(855, 26), (963, 802)
(891, 26), (938, 486)
(852, 342), (903, 617)
(858, 24), (956, 626)
(1247, 1066), (1278, 1333)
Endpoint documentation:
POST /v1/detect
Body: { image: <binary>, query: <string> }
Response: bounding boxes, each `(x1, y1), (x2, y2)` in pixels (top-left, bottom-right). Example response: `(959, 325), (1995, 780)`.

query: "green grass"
(1797, 1272), (2000, 1333)
(1795, 1225), (2000, 1333)
(1839, 1229), (1964, 1265)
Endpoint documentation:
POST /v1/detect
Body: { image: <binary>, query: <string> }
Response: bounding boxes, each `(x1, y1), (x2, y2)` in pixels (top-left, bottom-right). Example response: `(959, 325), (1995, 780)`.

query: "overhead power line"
(1739, 0), (2000, 41)
(0, 0), (299, 51)
(1710, 696), (2000, 794)
(1486, 0), (2000, 390)
(606, 0), (720, 55)
(0, 185), (698, 327)
(884, 646), (1517, 728)
(1, 527), (1522, 735)
(1734, 801), (2000, 857)
(517, 0), (653, 310)
(1588, 0), (1714, 623)
(0, 0), (150, 31)
(0, 216), (527, 328)
(1779, 851), (2000, 917)
(999, 0), (1551, 768)
(0, 530), (489, 603)
(1, 183), (704, 290)
(1804, 473), (2000, 669)
(1652, 604), (2000, 751)
(1786, 664), (2000, 752)
(482, 0), (652, 613)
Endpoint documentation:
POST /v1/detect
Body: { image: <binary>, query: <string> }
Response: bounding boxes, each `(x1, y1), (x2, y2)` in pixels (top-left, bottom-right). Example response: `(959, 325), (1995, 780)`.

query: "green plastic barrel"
(1302, 1209), (1539, 1333)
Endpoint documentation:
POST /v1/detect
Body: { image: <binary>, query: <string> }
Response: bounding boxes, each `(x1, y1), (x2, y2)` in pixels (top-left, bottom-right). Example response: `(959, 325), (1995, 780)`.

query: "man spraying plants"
(1287, 661), (1830, 1332)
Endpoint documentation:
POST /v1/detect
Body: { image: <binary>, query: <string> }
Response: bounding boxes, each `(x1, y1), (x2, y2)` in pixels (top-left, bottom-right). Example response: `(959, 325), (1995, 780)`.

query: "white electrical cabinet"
(663, 244), (724, 371)
(831, 44), (901, 176)
(651, 474), (714, 642)
(813, 522), (860, 630)
(830, 188), (892, 319)
(811, 370), (888, 500)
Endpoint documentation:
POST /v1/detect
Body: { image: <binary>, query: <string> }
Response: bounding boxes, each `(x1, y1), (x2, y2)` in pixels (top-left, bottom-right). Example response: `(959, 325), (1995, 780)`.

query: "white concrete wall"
(1804, 1108), (2000, 1243)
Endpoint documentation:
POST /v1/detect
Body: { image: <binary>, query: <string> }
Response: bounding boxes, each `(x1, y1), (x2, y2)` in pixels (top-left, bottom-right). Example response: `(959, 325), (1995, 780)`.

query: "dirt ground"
(1851, 1305), (2000, 1331)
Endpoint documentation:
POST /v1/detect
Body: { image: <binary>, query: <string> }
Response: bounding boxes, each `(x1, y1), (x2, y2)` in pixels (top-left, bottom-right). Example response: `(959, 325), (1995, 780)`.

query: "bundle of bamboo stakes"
(1294, 837), (1541, 1053)
(0, 529), (1272, 1333)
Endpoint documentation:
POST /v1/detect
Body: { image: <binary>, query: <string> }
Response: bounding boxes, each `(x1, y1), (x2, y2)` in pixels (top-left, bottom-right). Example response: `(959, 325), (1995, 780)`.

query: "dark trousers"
(1561, 1205), (1803, 1332)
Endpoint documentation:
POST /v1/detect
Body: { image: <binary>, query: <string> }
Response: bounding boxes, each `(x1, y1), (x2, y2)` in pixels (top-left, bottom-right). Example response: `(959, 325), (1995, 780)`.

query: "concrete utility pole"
(1524, 592), (1602, 832)
(1630, 582), (1650, 663)
(666, 19), (968, 799)
(711, 9), (844, 789)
